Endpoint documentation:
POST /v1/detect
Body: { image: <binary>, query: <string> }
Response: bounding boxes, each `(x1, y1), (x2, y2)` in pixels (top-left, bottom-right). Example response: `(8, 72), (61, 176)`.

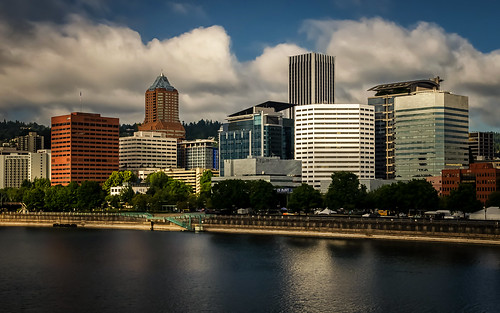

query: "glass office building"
(394, 91), (469, 180)
(218, 101), (294, 176)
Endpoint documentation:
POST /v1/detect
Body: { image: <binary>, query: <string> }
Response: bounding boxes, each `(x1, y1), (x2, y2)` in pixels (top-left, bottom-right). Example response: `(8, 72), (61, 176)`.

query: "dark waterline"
(1, 227), (499, 313)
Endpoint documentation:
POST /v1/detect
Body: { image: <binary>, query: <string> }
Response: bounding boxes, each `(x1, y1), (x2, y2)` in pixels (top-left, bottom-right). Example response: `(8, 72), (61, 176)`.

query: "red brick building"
(441, 163), (500, 204)
(138, 73), (185, 139)
(51, 112), (119, 186)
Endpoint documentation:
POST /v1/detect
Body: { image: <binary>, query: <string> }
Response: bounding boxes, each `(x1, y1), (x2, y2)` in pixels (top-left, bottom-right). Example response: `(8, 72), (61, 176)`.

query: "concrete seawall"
(0, 212), (184, 231)
(200, 215), (500, 245)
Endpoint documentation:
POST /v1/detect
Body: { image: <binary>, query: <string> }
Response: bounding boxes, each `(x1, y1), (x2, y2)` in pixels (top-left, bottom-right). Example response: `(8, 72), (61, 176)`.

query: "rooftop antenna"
(79, 91), (83, 112)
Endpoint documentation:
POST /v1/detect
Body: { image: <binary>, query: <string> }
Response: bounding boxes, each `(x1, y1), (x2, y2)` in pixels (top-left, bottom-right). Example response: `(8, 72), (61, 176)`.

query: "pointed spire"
(148, 72), (175, 91)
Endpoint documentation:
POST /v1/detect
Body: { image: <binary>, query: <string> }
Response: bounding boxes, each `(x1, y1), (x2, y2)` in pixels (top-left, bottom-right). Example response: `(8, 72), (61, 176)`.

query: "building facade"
(119, 131), (177, 172)
(295, 103), (375, 189)
(178, 139), (218, 170)
(442, 163), (500, 204)
(138, 168), (218, 194)
(469, 132), (494, 161)
(0, 151), (51, 188)
(213, 157), (302, 189)
(394, 91), (469, 180)
(51, 112), (119, 185)
(218, 101), (294, 176)
(368, 77), (442, 179)
(138, 73), (185, 139)
(15, 132), (45, 153)
(288, 52), (335, 105)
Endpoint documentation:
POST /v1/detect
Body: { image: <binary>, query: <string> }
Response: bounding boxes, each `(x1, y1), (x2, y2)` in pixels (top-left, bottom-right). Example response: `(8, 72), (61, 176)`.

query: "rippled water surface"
(1, 227), (499, 312)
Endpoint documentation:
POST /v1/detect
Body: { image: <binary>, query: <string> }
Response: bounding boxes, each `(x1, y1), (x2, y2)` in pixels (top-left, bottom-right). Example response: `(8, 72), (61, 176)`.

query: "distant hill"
(0, 120), (51, 148)
(183, 120), (222, 140)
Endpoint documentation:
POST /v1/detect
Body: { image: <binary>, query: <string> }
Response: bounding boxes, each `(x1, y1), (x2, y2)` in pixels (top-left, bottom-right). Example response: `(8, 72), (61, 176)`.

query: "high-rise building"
(288, 52), (335, 105)
(218, 101), (295, 176)
(51, 112), (119, 186)
(0, 150), (51, 188)
(368, 77), (442, 179)
(178, 139), (218, 170)
(119, 131), (177, 172)
(394, 90), (469, 180)
(295, 103), (375, 190)
(469, 132), (494, 161)
(138, 73), (185, 140)
(15, 132), (45, 153)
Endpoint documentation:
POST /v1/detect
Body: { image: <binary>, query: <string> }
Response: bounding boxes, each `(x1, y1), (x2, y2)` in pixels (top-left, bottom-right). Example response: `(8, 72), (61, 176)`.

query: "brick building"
(441, 163), (500, 204)
(51, 112), (119, 185)
(138, 73), (185, 140)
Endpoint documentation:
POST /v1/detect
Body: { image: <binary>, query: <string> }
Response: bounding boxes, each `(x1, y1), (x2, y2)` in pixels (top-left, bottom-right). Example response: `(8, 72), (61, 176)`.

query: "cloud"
(0, 15), (300, 125)
(0, 15), (499, 133)
(301, 17), (500, 131)
(169, 2), (207, 18)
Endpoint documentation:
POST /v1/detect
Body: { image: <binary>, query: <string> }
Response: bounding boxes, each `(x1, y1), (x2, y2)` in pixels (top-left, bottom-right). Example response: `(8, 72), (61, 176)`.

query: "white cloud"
(0, 16), (499, 132)
(301, 17), (500, 131)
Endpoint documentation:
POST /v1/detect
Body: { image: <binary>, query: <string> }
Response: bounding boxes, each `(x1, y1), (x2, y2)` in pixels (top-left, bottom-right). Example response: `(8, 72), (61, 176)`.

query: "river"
(1, 227), (499, 312)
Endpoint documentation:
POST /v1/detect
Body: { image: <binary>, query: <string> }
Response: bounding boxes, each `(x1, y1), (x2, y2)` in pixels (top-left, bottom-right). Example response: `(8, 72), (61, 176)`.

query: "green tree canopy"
(324, 172), (366, 211)
(211, 180), (250, 213)
(77, 181), (105, 211)
(287, 183), (323, 214)
(485, 191), (500, 208)
(102, 171), (137, 194)
(446, 183), (483, 214)
(248, 180), (278, 213)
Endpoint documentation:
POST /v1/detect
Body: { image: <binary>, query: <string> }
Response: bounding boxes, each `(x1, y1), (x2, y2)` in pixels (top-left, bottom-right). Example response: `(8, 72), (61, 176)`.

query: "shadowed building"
(218, 101), (294, 176)
(138, 73), (185, 140)
(368, 77), (448, 179)
(288, 52), (335, 106)
(469, 132), (494, 161)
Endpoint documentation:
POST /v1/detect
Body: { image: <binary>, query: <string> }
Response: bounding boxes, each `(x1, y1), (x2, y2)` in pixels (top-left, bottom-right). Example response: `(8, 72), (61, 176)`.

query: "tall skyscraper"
(394, 90), (469, 180)
(51, 112), (119, 185)
(368, 77), (442, 179)
(288, 52), (335, 105)
(295, 103), (375, 190)
(138, 73), (185, 140)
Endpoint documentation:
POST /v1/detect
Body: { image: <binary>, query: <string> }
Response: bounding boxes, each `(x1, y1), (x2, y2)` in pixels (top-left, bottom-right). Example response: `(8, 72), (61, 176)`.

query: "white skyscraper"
(288, 52), (335, 105)
(295, 104), (375, 190)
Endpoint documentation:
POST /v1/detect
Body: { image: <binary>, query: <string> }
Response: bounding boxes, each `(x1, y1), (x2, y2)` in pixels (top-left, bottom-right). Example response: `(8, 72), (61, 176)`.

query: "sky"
(1, 0), (500, 131)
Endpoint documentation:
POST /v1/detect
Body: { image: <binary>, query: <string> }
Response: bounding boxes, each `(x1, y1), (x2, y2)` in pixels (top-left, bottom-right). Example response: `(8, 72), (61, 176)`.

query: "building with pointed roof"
(138, 73), (185, 140)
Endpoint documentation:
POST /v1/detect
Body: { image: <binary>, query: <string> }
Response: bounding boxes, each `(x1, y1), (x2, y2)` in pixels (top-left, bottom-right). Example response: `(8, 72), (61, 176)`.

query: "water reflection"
(1, 228), (499, 313)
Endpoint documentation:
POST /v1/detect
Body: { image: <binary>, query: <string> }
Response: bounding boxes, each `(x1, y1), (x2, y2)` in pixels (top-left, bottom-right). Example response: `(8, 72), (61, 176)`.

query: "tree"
(446, 183), (483, 214)
(211, 180), (250, 213)
(248, 180), (278, 213)
(401, 179), (439, 213)
(131, 193), (151, 211)
(77, 181), (105, 211)
(324, 172), (366, 211)
(287, 183), (323, 214)
(102, 171), (137, 194)
(23, 188), (45, 211)
(485, 191), (500, 208)
(119, 186), (135, 204)
(146, 171), (171, 195)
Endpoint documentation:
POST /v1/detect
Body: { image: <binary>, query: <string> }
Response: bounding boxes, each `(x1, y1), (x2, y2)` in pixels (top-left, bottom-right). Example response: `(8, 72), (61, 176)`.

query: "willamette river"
(1, 227), (499, 313)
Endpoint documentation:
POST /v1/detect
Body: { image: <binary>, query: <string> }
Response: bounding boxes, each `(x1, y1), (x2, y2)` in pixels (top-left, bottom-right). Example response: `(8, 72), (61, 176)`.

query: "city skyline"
(1, 0), (500, 132)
